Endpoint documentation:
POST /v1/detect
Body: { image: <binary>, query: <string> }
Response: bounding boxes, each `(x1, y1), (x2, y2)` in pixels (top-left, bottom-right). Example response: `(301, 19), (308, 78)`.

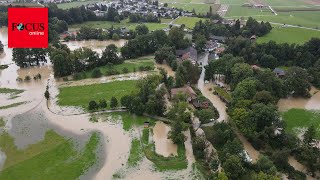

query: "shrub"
(91, 68), (102, 78)
(122, 67), (129, 74)
(24, 75), (31, 81)
(110, 97), (118, 109)
(88, 100), (98, 110)
(99, 99), (107, 109)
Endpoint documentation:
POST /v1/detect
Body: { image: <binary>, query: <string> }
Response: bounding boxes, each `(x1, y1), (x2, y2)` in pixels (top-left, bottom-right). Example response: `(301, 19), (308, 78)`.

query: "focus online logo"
(11, 22), (45, 35)
(8, 8), (48, 48)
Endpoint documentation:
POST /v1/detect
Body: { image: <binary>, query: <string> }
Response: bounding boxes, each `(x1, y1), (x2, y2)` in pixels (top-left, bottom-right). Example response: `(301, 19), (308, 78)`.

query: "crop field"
(58, 80), (138, 110)
(257, 26), (320, 44)
(282, 109), (320, 139)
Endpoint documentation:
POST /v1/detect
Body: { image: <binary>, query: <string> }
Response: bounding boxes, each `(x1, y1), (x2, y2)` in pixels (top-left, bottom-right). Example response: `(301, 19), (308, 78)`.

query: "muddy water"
(278, 87), (320, 112)
(152, 121), (178, 157)
(156, 63), (175, 77)
(62, 39), (127, 54)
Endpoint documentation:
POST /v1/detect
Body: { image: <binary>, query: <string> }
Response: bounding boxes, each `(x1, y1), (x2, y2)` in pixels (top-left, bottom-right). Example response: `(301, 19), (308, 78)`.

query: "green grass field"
(102, 112), (155, 131)
(0, 88), (24, 95)
(142, 128), (149, 144)
(69, 20), (168, 31)
(57, 0), (100, 9)
(127, 139), (144, 167)
(0, 117), (4, 127)
(167, 3), (217, 14)
(257, 27), (320, 44)
(58, 80), (138, 110)
(173, 17), (206, 29)
(80, 57), (155, 80)
(0, 130), (100, 179)
(225, 6), (273, 17)
(282, 109), (320, 139)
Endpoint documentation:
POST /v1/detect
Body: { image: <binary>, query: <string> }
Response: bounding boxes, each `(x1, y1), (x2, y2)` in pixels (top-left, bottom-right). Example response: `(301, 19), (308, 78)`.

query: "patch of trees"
(129, 13), (160, 23)
(48, 43), (122, 77)
(120, 75), (166, 116)
(12, 48), (47, 67)
(175, 61), (201, 87)
(192, 17), (272, 41)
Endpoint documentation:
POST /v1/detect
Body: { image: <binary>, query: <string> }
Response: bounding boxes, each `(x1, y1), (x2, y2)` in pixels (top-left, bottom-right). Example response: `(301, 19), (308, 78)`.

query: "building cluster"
(76, 0), (194, 18)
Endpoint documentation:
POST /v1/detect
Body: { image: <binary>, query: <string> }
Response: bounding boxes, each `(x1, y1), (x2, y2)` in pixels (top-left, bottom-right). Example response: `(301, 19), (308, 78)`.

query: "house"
(171, 85), (197, 102)
(192, 99), (210, 109)
(209, 35), (226, 43)
(176, 47), (197, 62)
(215, 47), (225, 55)
(204, 40), (218, 52)
(273, 68), (286, 77)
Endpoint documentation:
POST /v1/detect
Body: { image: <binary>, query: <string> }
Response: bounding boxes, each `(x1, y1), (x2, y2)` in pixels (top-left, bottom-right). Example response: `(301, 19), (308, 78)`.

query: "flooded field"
(278, 87), (320, 112)
(62, 39), (127, 54)
(0, 26), (198, 179)
(152, 121), (178, 157)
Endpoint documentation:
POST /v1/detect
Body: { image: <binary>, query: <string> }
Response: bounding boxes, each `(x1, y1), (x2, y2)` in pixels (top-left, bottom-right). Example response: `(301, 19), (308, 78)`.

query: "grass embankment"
(76, 57), (155, 80)
(69, 19), (168, 31)
(144, 143), (187, 171)
(0, 130), (100, 179)
(127, 139), (144, 167)
(58, 80), (138, 110)
(214, 86), (231, 103)
(142, 128), (149, 144)
(0, 88), (24, 95)
(282, 109), (320, 139)
(173, 17), (206, 29)
(103, 112), (155, 131)
(257, 27), (320, 44)
(0, 101), (28, 110)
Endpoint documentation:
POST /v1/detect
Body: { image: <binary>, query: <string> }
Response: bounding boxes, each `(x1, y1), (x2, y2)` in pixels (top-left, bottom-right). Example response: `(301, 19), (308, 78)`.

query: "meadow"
(58, 80), (138, 110)
(0, 130), (100, 179)
(282, 109), (320, 139)
(166, 3), (218, 15)
(225, 6), (273, 17)
(57, 0), (100, 9)
(173, 17), (206, 29)
(80, 57), (155, 80)
(257, 27), (320, 44)
(69, 20), (169, 31)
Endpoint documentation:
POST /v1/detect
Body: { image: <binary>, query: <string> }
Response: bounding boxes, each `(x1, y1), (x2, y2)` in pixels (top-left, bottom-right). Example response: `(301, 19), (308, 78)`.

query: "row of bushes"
(16, 74), (42, 82)
(88, 97), (118, 111)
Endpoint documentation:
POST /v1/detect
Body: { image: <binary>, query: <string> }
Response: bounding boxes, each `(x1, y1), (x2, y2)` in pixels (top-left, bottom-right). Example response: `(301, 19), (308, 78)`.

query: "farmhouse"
(171, 85), (197, 102)
(273, 68), (286, 77)
(176, 47), (198, 62)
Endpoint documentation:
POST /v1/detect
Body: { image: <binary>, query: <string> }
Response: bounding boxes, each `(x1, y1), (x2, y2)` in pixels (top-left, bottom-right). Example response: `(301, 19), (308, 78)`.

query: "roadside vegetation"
(0, 88), (24, 96)
(127, 139), (144, 167)
(0, 130), (100, 179)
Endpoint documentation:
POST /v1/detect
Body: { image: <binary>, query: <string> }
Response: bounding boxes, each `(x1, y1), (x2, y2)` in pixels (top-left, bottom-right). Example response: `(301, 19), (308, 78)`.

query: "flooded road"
(152, 121), (178, 157)
(156, 63), (175, 77)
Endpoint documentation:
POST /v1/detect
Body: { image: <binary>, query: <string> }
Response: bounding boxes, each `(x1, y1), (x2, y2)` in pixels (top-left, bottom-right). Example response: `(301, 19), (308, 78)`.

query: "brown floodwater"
(155, 63), (175, 77)
(62, 39), (127, 54)
(278, 87), (320, 112)
(152, 121), (178, 157)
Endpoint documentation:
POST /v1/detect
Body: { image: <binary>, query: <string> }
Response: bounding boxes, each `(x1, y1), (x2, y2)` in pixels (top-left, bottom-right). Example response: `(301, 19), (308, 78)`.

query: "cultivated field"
(225, 5), (272, 17)
(257, 26), (320, 44)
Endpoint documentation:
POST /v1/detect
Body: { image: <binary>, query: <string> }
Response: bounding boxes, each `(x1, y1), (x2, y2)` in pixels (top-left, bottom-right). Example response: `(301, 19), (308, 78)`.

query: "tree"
(232, 78), (258, 102)
(231, 63), (254, 88)
(217, 172), (228, 180)
(164, 3), (168, 7)
(259, 54), (277, 69)
(99, 99), (107, 109)
(44, 90), (50, 100)
(89, 100), (98, 110)
(284, 67), (311, 97)
(222, 155), (245, 179)
(253, 91), (274, 105)
(256, 155), (277, 175)
(169, 120), (185, 144)
(112, 33), (120, 40)
(122, 67), (129, 73)
(168, 27), (189, 49)
(192, 136), (207, 159)
(303, 125), (316, 145)
(135, 24), (149, 36)
(195, 109), (215, 124)
(110, 97), (118, 108)
(101, 44), (122, 65)
(249, 103), (279, 132)
(154, 45), (175, 64)
(120, 95), (133, 107)
(253, 172), (280, 180)
(195, 34), (207, 52)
